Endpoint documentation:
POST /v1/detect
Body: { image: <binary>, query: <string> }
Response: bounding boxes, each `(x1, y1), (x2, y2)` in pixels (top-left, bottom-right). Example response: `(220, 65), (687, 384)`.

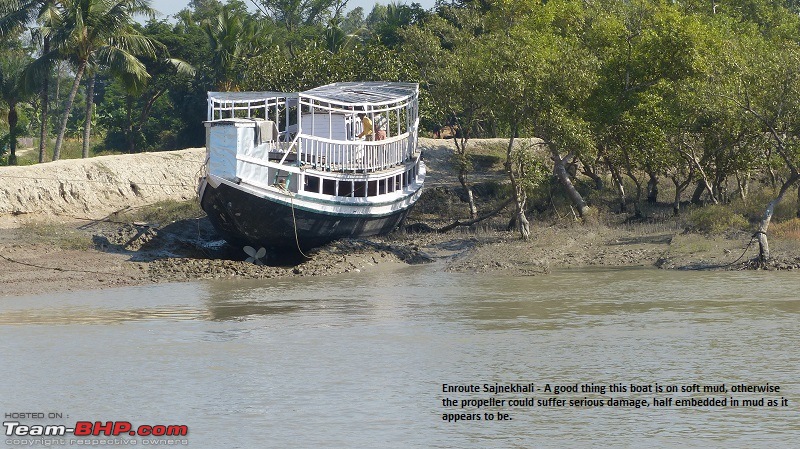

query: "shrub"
(687, 205), (748, 234)
(771, 218), (800, 240)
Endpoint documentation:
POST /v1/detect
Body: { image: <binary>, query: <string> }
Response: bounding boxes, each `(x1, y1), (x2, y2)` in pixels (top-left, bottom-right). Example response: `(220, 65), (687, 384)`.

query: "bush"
(730, 186), (799, 223)
(771, 218), (800, 240)
(687, 205), (748, 234)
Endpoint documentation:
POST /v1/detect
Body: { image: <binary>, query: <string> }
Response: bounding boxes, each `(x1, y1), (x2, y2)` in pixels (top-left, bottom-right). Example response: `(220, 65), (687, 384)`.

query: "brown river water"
(1, 265), (798, 448)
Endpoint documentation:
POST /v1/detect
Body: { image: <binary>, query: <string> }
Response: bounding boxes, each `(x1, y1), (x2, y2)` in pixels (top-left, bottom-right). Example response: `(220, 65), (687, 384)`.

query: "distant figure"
(356, 113), (373, 141)
(375, 114), (387, 141)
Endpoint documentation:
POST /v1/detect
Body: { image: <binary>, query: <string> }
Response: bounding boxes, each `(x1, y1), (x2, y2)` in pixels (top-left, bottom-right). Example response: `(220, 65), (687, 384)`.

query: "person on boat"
(374, 114), (387, 141)
(356, 113), (374, 141)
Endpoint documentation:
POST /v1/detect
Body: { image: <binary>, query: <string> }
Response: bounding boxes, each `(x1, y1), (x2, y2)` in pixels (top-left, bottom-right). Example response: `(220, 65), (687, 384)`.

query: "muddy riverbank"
(2, 140), (799, 297)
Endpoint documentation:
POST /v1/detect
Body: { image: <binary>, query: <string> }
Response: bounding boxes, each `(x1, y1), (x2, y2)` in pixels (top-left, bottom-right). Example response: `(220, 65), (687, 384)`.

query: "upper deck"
(205, 82), (420, 177)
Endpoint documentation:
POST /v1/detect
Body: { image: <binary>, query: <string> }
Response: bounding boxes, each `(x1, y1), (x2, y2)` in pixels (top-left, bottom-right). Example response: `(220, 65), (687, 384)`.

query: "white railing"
(297, 133), (413, 172)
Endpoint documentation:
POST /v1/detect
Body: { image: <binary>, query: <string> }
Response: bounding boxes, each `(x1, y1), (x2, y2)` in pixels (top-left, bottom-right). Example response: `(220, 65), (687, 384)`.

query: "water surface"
(1, 267), (798, 448)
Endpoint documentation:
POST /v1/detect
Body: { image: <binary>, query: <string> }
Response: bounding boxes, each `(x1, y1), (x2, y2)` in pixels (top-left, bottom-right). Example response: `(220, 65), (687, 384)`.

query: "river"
(1, 266), (798, 448)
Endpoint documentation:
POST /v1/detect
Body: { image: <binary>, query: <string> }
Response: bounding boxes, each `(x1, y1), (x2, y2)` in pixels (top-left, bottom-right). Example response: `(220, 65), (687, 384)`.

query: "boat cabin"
(204, 82), (420, 199)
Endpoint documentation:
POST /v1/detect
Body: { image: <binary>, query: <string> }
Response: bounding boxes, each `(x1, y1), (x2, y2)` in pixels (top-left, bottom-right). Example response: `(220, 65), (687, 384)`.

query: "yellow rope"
(288, 193), (311, 259)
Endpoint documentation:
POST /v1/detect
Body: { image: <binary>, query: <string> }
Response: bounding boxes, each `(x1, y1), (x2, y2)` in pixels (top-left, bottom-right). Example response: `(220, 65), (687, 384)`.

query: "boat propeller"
(243, 246), (267, 265)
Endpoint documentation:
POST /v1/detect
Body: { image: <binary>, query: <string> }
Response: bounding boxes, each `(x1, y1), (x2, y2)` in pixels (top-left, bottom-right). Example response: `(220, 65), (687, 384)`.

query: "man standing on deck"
(356, 113), (374, 141)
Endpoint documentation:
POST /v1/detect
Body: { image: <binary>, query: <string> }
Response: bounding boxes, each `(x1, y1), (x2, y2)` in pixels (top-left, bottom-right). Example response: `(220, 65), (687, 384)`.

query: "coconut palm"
(203, 8), (272, 91)
(0, 0), (63, 162)
(0, 52), (32, 165)
(46, 0), (156, 160)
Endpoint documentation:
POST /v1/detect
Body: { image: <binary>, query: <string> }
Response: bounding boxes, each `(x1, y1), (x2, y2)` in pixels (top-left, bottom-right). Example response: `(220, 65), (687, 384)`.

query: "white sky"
(149, 0), (439, 20)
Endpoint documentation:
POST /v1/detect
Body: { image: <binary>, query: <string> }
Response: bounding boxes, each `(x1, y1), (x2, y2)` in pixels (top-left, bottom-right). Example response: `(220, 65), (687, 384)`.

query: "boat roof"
(301, 82), (418, 106)
(207, 91), (288, 102)
(208, 82), (418, 106)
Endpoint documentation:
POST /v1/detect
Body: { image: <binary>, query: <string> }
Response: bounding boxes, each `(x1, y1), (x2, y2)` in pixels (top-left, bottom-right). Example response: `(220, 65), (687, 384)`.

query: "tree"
(45, 0), (157, 160)
(728, 40), (800, 264)
(203, 6), (273, 90)
(93, 17), (202, 153)
(401, 13), (485, 219)
(0, 44), (33, 165)
(257, 0), (344, 53)
(0, 0), (63, 163)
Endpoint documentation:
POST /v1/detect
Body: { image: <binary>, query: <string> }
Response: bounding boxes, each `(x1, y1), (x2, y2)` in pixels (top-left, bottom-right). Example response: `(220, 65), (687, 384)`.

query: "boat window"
(322, 178), (336, 195)
(395, 174), (401, 191)
(354, 181), (367, 197)
(379, 178), (387, 195)
(387, 177), (395, 193)
(367, 180), (378, 197)
(338, 180), (353, 197)
(305, 175), (320, 193)
(402, 172), (408, 188)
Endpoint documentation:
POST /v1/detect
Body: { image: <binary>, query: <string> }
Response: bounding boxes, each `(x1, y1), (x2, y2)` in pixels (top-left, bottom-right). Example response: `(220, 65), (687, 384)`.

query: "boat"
(197, 81), (425, 252)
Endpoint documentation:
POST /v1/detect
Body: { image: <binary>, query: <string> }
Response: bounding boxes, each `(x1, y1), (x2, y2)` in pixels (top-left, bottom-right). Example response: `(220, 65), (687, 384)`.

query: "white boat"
(197, 82), (425, 251)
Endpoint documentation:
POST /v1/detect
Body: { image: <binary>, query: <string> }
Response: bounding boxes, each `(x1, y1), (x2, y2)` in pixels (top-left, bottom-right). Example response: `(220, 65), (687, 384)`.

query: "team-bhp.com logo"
(5, 420), (188, 437)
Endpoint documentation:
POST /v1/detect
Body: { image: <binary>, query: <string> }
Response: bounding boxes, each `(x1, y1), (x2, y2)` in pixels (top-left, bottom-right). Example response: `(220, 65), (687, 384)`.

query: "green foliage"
(687, 204), (748, 234)
(240, 45), (418, 92)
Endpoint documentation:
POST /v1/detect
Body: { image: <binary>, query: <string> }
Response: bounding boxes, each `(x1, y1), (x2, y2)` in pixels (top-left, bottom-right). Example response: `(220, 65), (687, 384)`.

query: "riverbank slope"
(1, 140), (798, 297)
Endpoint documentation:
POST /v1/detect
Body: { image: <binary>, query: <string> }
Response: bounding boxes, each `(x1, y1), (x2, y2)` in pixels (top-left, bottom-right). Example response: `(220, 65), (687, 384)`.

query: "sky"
(149, 0), (439, 20)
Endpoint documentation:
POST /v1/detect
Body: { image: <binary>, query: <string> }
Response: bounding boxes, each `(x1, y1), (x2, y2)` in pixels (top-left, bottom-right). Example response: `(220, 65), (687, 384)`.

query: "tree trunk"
(604, 156), (626, 212)
(626, 168), (643, 218)
(736, 171), (749, 201)
(452, 133), (477, 220)
(671, 177), (681, 216)
(690, 180), (705, 205)
(458, 172), (477, 220)
(757, 174), (800, 266)
(53, 60), (87, 161)
(551, 145), (588, 218)
(579, 157), (604, 191)
(505, 134), (529, 239)
(82, 72), (96, 158)
(670, 174), (693, 216)
(7, 104), (18, 165)
(797, 183), (800, 219)
(646, 172), (658, 204)
(38, 35), (50, 164)
(125, 95), (135, 153)
(437, 198), (512, 233)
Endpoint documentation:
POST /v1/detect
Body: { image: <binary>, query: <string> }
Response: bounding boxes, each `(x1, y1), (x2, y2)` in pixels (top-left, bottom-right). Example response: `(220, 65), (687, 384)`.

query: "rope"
(0, 252), (121, 275)
(682, 231), (760, 270)
(288, 193), (311, 259)
(718, 232), (759, 268)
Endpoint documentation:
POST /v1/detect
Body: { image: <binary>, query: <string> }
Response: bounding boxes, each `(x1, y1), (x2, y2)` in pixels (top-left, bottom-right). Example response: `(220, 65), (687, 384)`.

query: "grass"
(685, 204), (748, 234)
(114, 200), (204, 225)
(771, 218), (800, 240)
(19, 222), (94, 250)
(9, 136), (125, 166)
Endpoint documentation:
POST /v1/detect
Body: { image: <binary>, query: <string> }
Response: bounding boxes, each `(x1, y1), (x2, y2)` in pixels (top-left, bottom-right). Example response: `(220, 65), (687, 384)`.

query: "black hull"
(200, 180), (414, 250)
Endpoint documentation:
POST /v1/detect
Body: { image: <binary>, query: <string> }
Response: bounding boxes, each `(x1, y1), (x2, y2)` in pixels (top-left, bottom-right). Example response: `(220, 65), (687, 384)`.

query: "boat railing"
(297, 133), (413, 172)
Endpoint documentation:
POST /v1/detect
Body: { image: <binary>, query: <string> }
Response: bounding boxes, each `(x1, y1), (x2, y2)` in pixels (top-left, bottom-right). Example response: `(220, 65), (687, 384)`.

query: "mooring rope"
(0, 251), (121, 276)
(288, 193), (311, 260)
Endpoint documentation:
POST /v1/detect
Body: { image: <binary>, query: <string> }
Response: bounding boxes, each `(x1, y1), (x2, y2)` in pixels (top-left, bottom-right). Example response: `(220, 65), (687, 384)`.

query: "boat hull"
(199, 177), (419, 250)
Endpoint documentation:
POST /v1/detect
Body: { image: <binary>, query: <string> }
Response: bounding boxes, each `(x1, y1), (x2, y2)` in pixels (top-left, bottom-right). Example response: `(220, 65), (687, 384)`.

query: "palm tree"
(323, 18), (363, 54)
(47, 0), (156, 160)
(0, 0), (64, 162)
(0, 52), (32, 165)
(203, 8), (271, 91)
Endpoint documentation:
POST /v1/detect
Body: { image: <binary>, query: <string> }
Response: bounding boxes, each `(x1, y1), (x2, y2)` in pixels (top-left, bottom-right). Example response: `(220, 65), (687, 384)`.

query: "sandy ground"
(2, 141), (799, 298)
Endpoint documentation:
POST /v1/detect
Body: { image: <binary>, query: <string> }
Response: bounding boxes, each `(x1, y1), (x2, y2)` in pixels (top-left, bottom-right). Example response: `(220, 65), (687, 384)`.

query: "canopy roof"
(208, 82), (418, 107)
(301, 82), (418, 106)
